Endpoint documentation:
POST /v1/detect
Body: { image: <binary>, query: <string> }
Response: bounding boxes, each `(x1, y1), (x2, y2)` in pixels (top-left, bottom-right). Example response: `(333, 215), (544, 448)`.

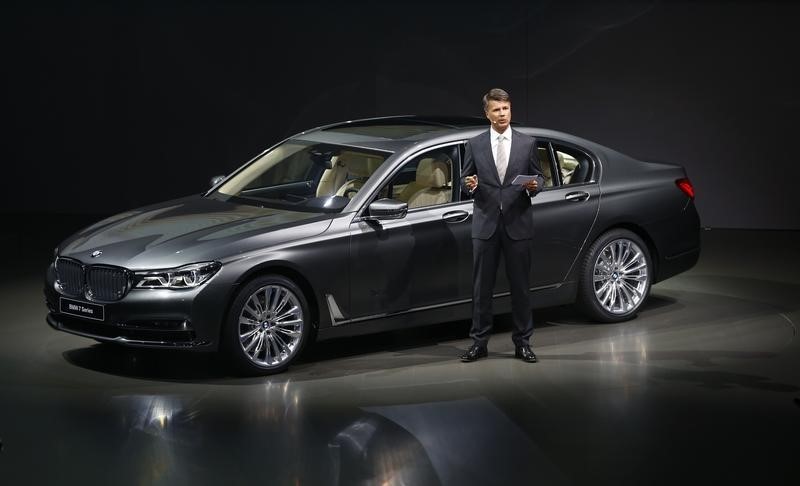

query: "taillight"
(676, 178), (695, 200)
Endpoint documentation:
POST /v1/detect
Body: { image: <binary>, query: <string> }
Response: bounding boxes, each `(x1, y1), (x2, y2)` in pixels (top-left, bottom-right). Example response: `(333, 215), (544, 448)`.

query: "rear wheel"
(578, 229), (651, 322)
(223, 275), (311, 375)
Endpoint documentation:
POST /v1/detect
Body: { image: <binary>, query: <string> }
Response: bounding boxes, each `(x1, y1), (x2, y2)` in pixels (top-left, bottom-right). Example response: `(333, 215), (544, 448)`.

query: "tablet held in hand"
(511, 175), (536, 185)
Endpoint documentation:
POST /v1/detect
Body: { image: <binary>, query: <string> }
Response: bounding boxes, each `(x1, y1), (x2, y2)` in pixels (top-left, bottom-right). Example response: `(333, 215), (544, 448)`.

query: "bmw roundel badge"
(91, 250), (103, 258)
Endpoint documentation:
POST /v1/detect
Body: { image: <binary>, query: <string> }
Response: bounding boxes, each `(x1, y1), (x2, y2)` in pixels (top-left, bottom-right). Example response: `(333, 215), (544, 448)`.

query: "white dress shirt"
(488, 126), (534, 198)
(490, 126), (512, 174)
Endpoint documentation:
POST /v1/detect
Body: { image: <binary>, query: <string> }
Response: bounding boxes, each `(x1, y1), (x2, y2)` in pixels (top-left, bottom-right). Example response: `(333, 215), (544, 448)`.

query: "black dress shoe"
(459, 343), (488, 362)
(515, 345), (537, 363)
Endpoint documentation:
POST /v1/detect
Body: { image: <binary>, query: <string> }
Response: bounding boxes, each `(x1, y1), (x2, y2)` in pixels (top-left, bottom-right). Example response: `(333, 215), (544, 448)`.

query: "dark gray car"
(44, 116), (700, 375)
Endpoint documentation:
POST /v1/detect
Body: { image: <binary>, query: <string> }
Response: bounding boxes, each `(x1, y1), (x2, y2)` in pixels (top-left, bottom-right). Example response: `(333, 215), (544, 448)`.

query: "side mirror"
(209, 175), (226, 188)
(366, 198), (408, 221)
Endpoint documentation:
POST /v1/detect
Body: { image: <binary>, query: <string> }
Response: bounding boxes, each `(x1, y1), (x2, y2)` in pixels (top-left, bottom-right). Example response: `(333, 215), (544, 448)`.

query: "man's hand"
(465, 175), (478, 191)
(524, 178), (538, 192)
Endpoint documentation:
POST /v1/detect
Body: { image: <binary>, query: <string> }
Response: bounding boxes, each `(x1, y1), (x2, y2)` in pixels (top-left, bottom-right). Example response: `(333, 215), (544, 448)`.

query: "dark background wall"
(4, 1), (799, 229)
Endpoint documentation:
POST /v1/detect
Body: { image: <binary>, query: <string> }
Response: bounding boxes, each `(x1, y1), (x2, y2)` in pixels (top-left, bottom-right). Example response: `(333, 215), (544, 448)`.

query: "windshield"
(211, 141), (391, 212)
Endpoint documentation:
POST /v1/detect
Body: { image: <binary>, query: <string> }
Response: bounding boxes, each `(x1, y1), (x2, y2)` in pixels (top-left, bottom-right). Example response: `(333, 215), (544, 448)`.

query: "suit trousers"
(470, 217), (534, 347)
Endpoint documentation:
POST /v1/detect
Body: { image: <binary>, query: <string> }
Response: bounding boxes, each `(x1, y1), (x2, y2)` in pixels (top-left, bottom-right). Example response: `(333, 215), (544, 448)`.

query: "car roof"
(290, 115), (608, 155)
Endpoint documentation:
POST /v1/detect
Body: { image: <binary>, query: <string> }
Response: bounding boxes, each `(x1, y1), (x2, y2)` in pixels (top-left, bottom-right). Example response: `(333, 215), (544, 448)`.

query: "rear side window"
(553, 144), (593, 185)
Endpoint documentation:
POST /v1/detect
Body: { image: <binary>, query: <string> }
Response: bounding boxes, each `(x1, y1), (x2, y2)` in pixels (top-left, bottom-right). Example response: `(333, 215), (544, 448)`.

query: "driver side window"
(380, 148), (455, 209)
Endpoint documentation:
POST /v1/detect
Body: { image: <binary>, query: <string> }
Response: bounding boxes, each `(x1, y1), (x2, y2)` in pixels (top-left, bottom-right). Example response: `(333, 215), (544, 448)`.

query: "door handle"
(442, 210), (470, 223)
(565, 191), (590, 202)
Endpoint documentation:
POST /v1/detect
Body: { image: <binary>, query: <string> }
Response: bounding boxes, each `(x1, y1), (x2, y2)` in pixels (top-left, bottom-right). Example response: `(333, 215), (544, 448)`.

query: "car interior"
(312, 141), (593, 212)
(397, 156), (453, 208)
(316, 151), (384, 199)
(556, 149), (591, 184)
(537, 146), (555, 187)
(537, 143), (592, 187)
(381, 147), (455, 209)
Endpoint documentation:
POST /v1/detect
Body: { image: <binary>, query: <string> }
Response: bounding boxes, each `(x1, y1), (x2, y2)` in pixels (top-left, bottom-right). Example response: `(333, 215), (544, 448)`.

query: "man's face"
(485, 99), (511, 132)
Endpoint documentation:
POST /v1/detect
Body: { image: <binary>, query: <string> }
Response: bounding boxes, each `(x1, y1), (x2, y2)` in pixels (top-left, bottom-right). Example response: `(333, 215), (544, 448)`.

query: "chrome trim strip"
(333, 283), (561, 326)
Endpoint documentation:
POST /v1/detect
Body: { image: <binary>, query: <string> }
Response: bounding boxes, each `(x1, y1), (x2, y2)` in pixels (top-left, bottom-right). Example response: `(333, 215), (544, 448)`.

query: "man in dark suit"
(459, 88), (544, 363)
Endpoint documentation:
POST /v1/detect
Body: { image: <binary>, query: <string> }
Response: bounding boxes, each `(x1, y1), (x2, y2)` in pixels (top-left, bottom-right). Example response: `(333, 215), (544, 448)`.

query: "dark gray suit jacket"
(461, 129), (544, 240)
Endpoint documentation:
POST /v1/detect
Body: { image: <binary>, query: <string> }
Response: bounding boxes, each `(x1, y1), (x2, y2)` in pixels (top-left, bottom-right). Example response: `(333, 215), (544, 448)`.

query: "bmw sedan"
(44, 116), (701, 375)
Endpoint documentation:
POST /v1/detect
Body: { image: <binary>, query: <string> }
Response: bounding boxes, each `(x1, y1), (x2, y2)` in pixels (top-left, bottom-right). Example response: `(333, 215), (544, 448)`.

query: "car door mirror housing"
(209, 175), (226, 187)
(367, 198), (408, 220)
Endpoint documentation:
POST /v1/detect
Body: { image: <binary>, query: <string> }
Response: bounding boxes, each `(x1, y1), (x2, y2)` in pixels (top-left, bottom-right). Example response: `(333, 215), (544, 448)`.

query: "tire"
(577, 229), (652, 323)
(223, 274), (311, 376)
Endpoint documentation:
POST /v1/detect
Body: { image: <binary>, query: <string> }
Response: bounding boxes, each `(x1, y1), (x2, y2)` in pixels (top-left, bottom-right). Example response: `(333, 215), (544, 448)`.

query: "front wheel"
(578, 229), (652, 323)
(223, 275), (311, 375)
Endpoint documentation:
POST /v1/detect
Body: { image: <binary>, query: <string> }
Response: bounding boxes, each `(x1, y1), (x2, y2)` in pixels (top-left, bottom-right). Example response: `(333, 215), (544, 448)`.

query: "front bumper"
(46, 313), (208, 348)
(44, 263), (227, 351)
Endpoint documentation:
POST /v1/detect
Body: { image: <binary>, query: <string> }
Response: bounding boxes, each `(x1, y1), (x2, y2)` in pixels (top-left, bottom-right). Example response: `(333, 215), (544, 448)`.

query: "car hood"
(58, 195), (334, 269)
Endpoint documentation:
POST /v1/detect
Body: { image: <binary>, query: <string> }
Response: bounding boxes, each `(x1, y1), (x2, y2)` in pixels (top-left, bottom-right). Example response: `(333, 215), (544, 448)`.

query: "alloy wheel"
(238, 284), (304, 367)
(592, 238), (649, 315)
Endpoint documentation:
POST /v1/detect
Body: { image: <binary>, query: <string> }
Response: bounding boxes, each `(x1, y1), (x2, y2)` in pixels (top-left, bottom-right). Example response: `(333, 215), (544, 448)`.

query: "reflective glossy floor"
(1, 224), (799, 485)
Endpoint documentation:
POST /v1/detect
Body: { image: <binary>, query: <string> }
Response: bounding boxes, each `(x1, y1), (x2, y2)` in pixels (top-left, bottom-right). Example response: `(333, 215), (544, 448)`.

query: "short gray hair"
(482, 88), (511, 111)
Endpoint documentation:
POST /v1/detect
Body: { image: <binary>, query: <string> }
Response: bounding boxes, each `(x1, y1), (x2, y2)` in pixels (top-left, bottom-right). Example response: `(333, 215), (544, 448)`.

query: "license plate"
(60, 297), (105, 321)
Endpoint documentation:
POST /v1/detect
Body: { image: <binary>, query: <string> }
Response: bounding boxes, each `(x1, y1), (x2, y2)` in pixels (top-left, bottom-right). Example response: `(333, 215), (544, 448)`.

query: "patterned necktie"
(496, 135), (508, 182)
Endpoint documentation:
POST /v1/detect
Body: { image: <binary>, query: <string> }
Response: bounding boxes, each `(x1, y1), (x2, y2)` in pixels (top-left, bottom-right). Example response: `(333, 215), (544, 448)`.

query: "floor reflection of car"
(44, 116), (701, 375)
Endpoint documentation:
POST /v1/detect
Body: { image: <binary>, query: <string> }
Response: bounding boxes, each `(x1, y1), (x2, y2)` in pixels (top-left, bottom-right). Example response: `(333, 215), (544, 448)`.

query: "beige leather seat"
(335, 152), (382, 198)
(406, 158), (452, 208)
(558, 151), (579, 184)
(537, 147), (554, 188)
(397, 157), (434, 203)
(316, 156), (348, 197)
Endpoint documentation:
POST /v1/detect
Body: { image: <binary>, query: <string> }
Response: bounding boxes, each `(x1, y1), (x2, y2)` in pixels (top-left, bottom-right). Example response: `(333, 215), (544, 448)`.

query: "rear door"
(470, 139), (600, 292)
(527, 140), (600, 287)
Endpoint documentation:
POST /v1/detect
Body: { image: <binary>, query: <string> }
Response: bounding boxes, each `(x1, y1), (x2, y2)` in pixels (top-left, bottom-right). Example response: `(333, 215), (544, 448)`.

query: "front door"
(348, 144), (472, 320)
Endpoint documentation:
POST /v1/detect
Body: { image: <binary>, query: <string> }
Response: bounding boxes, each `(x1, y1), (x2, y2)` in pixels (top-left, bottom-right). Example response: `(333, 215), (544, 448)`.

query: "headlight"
(134, 262), (221, 289)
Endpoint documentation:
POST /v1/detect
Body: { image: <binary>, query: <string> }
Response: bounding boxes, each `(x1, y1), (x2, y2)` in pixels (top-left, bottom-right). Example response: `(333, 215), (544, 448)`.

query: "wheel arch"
(579, 222), (660, 281)
(575, 222), (657, 322)
(219, 263), (322, 347)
